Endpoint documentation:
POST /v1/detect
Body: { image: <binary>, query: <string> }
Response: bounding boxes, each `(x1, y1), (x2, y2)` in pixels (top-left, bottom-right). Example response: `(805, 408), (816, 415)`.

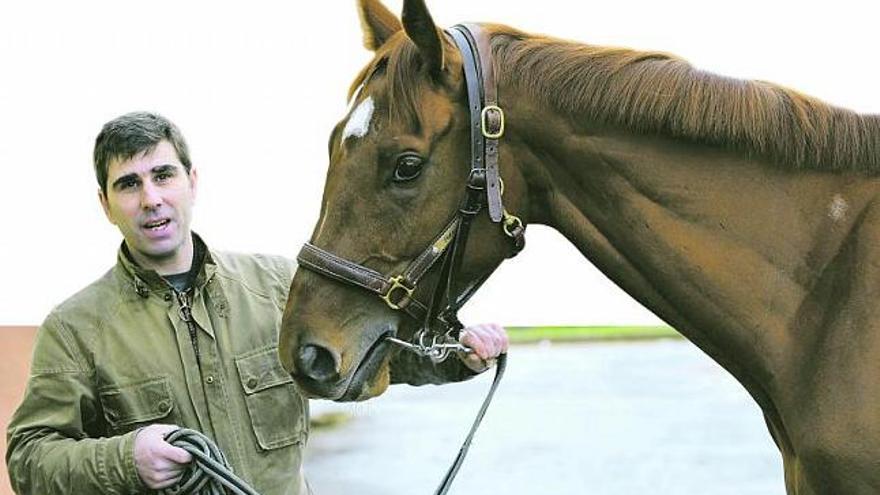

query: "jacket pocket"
(235, 346), (307, 450)
(99, 376), (174, 432)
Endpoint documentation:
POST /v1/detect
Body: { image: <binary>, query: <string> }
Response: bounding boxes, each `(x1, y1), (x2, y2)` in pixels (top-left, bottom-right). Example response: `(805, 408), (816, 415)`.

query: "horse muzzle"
(287, 331), (393, 401)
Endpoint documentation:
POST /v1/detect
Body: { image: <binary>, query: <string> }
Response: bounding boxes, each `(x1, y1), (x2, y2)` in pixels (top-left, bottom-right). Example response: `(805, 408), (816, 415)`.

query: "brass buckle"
(381, 275), (415, 310)
(481, 105), (505, 139)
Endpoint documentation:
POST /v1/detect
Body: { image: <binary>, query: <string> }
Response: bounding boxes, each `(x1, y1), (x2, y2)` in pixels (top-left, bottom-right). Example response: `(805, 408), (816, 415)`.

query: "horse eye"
(393, 153), (424, 182)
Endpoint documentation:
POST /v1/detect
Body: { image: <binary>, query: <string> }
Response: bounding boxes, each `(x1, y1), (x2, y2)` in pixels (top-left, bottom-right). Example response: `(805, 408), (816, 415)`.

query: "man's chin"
(125, 234), (192, 270)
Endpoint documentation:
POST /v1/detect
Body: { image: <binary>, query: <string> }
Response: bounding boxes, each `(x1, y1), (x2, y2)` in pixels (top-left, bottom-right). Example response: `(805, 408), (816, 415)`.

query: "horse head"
(279, 0), (528, 401)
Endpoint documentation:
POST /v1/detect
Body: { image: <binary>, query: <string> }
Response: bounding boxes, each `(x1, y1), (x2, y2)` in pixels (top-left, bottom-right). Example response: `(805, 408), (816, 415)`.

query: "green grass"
(506, 326), (681, 344)
(309, 411), (352, 430)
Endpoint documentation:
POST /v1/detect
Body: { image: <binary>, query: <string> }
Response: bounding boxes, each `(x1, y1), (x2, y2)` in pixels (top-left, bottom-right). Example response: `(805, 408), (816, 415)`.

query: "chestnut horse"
(279, 0), (880, 492)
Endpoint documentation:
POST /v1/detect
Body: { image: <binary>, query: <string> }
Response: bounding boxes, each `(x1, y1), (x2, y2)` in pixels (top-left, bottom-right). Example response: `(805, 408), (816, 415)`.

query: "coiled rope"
(160, 428), (260, 495)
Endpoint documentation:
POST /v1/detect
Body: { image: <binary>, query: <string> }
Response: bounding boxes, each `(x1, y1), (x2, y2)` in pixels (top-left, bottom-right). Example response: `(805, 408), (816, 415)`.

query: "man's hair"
(93, 111), (192, 195)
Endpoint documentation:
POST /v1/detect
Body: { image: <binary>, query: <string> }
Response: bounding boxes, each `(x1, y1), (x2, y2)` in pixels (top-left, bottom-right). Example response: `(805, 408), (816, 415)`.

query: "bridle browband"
(297, 23), (525, 361)
(296, 23), (525, 495)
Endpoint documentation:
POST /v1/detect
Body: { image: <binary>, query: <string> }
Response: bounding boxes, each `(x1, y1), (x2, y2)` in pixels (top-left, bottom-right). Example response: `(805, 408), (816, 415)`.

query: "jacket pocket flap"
(99, 376), (173, 427)
(235, 346), (293, 394)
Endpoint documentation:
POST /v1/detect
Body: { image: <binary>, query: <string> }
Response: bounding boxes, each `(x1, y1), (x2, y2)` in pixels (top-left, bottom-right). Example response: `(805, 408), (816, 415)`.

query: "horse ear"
(401, 0), (444, 75)
(357, 0), (402, 51)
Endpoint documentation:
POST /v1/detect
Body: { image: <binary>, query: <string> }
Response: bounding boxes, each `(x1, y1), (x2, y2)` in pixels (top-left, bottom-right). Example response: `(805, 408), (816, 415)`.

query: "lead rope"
(433, 352), (507, 495)
(160, 428), (261, 495)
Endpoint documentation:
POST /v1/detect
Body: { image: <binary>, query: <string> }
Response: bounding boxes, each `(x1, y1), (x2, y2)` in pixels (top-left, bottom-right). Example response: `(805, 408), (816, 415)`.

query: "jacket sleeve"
(388, 349), (480, 386)
(6, 313), (144, 494)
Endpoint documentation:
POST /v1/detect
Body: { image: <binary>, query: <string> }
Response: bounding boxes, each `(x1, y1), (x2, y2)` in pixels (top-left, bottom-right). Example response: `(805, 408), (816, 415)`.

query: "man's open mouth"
(144, 218), (171, 230)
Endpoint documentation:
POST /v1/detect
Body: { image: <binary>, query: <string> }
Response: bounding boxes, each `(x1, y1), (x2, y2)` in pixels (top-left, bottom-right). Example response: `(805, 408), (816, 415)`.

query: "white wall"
(2, 0), (877, 325)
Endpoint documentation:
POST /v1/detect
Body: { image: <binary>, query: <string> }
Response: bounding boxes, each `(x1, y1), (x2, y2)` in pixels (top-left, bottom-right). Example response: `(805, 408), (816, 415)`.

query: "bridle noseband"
(297, 24), (525, 361)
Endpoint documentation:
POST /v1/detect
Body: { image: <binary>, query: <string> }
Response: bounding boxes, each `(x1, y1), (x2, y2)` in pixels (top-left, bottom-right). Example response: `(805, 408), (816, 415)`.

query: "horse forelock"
(349, 35), (436, 133)
(485, 26), (880, 173)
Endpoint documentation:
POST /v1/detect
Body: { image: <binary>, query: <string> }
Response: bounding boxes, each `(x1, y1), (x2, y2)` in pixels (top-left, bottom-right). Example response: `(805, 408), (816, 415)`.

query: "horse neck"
(504, 96), (879, 387)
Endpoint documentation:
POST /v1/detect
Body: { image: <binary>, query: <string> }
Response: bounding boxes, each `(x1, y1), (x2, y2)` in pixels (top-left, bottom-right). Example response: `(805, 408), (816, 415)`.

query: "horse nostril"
(296, 344), (339, 383)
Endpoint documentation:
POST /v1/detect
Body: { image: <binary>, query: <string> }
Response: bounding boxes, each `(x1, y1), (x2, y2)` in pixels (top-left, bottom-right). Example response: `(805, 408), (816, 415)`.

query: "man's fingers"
(461, 323), (508, 359)
(147, 470), (186, 490)
(141, 458), (190, 489)
(460, 327), (490, 359)
(492, 323), (510, 352)
(135, 424), (193, 488)
(145, 456), (190, 475)
(151, 423), (180, 437)
(159, 443), (193, 465)
(482, 323), (509, 354)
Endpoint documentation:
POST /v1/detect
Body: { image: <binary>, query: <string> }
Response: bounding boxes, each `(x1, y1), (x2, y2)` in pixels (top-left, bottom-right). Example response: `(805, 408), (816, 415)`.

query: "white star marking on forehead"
(341, 96), (375, 146)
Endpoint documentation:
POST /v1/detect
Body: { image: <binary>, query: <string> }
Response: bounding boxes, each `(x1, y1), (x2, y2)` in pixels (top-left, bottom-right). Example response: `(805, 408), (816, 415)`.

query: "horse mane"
(490, 26), (880, 172)
(357, 26), (880, 172)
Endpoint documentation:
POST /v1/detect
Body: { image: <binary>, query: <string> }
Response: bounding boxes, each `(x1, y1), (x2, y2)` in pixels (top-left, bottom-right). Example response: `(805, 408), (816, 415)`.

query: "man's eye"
(119, 179), (138, 190)
(393, 153), (424, 182)
(155, 172), (172, 183)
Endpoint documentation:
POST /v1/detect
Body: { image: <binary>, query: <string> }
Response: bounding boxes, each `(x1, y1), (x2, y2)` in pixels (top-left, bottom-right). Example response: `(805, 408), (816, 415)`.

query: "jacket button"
(247, 377), (258, 389)
(206, 376), (215, 384)
(164, 293), (172, 302)
(158, 400), (171, 412)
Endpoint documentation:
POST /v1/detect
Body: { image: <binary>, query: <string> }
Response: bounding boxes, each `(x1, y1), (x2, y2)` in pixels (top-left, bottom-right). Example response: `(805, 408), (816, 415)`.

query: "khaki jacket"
(7, 240), (308, 494)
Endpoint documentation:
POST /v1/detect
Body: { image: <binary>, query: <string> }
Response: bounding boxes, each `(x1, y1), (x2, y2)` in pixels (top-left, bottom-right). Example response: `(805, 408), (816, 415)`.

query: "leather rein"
(296, 24), (524, 494)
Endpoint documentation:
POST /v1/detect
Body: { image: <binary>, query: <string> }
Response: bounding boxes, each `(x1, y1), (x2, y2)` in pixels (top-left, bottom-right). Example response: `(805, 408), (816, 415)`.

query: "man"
(6, 111), (509, 494)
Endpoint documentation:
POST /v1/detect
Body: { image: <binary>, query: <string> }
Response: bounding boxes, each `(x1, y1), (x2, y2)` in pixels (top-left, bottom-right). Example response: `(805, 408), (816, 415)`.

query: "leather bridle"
(297, 23), (525, 361)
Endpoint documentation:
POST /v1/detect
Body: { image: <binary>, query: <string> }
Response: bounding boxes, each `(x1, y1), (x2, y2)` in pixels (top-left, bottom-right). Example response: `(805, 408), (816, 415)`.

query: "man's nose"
(140, 182), (162, 209)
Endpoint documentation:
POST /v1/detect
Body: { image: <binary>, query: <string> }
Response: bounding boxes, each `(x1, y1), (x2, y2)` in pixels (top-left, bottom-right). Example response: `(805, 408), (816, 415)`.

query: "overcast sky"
(2, 0), (877, 326)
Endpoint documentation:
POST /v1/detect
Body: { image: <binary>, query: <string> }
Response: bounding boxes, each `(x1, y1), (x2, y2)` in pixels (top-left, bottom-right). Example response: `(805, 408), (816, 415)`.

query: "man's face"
(99, 140), (197, 272)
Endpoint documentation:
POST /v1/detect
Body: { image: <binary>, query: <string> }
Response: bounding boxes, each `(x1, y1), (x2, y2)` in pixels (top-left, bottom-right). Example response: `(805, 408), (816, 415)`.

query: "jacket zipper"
(176, 289), (201, 365)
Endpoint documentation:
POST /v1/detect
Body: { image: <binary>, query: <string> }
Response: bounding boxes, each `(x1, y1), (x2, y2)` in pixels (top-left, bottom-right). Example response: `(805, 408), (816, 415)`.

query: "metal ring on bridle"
(503, 213), (524, 238)
(381, 275), (415, 310)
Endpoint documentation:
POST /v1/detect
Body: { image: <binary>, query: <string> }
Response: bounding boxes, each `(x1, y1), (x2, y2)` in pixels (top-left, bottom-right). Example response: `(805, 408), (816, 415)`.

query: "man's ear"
(357, 0), (402, 51)
(188, 167), (199, 202)
(98, 188), (115, 225)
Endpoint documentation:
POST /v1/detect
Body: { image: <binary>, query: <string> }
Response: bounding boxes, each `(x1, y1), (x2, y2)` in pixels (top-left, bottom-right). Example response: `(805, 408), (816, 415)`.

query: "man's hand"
(134, 424), (193, 489)
(458, 323), (509, 372)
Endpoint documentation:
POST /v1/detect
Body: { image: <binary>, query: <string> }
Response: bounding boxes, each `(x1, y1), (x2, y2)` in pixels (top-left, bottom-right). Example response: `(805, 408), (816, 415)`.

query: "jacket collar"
(117, 233), (217, 297)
